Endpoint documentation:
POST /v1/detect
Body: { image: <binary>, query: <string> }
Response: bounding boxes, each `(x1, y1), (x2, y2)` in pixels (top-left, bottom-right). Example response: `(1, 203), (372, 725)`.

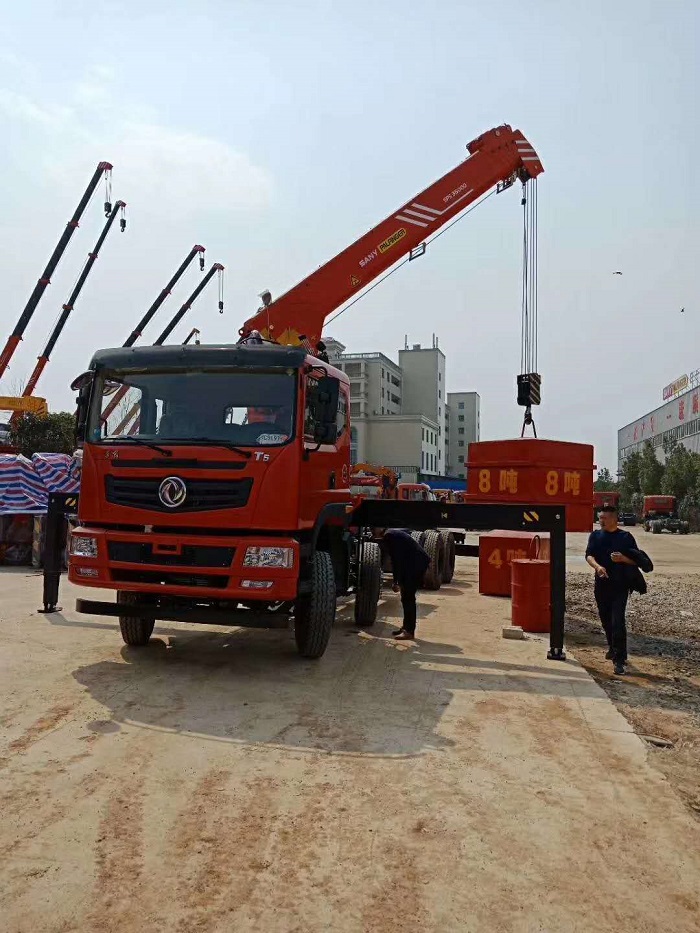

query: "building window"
(458, 402), (464, 409)
(422, 428), (425, 441)
(381, 387), (385, 398)
(439, 407), (441, 417)
(439, 372), (442, 382)
(458, 415), (464, 422)
(381, 368), (385, 378)
(458, 441), (464, 448)
(350, 427), (358, 465)
(458, 427), (464, 435)
(381, 407), (384, 414)
(439, 390), (442, 399)
(458, 455), (464, 464)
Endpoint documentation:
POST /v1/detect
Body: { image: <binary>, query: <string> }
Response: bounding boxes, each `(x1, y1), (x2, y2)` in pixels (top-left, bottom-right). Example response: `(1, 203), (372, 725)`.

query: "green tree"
(662, 443), (700, 501)
(618, 450), (642, 507)
(638, 441), (664, 494)
(594, 467), (618, 492)
(9, 412), (75, 458)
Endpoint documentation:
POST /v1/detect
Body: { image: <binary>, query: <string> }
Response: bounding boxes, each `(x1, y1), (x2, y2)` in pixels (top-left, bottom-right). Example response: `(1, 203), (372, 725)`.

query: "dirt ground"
(2, 548), (700, 933)
(564, 526), (700, 823)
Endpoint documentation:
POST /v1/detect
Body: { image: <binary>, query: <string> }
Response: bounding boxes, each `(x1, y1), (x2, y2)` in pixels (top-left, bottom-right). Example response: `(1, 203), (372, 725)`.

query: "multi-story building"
(618, 370), (700, 469)
(326, 336), (477, 481)
(446, 392), (480, 479)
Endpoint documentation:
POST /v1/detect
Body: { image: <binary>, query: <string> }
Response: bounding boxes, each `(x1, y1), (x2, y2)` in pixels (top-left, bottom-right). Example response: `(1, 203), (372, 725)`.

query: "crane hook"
(199, 254), (205, 272)
(119, 204), (127, 233)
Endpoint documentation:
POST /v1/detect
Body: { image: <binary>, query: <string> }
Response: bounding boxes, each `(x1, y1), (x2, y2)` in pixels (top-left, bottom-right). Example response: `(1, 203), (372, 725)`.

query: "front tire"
(294, 551), (336, 658)
(117, 591), (155, 646)
(354, 541), (382, 627)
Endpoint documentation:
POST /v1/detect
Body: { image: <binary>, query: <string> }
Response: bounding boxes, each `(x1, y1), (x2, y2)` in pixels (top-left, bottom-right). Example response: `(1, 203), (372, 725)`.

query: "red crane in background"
(20, 201), (127, 400)
(113, 265), (225, 435)
(240, 125), (543, 352)
(100, 245), (207, 423)
(123, 244), (206, 348)
(0, 161), (113, 380)
(153, 262), (224, 345)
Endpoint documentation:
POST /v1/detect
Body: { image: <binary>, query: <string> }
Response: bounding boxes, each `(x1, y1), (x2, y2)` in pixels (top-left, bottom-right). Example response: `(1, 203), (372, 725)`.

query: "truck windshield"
(88, 370), (296, 447)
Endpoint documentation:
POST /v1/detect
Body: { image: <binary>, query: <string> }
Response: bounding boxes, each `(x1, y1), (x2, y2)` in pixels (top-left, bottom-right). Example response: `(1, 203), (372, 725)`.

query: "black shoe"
(392, 628), (405, 636)
(614, 662), (625, 675)
(605, 650), (614, 660)
(394, 630), (415, 641)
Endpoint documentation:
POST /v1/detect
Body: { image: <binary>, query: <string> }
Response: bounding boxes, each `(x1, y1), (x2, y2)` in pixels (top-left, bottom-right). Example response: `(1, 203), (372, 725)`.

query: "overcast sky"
(0, 0), (697, 471)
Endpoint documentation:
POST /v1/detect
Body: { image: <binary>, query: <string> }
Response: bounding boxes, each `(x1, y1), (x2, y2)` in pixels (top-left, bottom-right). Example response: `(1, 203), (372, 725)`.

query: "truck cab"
(69, 343), (382, 656)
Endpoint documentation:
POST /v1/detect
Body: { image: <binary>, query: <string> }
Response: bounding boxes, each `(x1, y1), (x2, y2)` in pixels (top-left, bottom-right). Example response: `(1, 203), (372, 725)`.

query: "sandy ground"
(2, 556), (700, 933)
(562, 528), (700, 823)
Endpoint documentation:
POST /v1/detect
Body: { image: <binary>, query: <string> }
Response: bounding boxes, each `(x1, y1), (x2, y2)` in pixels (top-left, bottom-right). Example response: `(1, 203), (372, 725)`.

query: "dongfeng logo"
(158, 476), (187, 508)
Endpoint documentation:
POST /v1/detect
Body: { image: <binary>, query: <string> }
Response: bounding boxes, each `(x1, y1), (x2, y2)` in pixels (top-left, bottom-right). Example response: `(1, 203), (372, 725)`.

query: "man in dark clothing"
(585, 505), (638, 675)
(376, 529), (430, 640)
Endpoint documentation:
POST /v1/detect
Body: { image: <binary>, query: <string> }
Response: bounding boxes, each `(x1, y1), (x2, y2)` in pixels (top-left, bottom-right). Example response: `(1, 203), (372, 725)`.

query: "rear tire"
(294, 551), (336, 659)
(439, 531), (456, 584)
(354, 541), (382, 627)
(117, 591), (155, 646)
(652, 521), (661, 534)
(421, 531), (444, 591)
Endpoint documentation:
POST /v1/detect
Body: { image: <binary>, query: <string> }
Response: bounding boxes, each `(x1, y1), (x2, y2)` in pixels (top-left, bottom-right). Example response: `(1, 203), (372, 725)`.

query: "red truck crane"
(69, 124), (543, 659)
(0, 162), (113, 380)
(19, 201), (127, 401)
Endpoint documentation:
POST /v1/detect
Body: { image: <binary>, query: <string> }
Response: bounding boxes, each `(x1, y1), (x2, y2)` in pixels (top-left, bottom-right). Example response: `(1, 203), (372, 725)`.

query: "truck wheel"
(354, 541), (382, 627)
(117, 591), (155, 646)
(439, 531), (456, 584)
(422, 530), (444, 591)
(652, 521), (661, 534)
(294, 551), (336, 659)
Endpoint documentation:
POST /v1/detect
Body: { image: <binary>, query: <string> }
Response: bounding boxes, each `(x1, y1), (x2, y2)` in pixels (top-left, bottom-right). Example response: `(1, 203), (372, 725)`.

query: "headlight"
(70, 535), (98, 558)
(243, 546), (294, 568)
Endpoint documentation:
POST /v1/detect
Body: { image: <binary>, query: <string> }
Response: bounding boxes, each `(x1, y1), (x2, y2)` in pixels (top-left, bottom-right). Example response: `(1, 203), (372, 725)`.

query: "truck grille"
(112, 568), (228, 589)
(105, 476), (253, 512)
(108, 541), (235, 568)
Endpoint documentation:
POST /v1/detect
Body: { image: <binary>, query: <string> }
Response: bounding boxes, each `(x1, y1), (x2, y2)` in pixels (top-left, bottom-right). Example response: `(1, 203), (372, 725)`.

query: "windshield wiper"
(104, 436), (172, 457)
(185, 438), (252, 459)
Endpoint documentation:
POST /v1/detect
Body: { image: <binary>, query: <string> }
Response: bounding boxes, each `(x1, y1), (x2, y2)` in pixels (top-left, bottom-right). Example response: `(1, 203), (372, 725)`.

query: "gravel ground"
(565, 571), (700, 818)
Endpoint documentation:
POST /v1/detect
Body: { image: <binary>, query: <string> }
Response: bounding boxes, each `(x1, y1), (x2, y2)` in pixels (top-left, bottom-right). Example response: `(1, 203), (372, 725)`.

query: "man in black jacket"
(585, 505), (639, 675)
(376, 529), (430, 641)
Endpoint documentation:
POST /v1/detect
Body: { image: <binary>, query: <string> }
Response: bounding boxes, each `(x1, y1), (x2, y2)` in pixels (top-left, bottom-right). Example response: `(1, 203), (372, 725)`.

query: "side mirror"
(308, 375), (340, 447)
(71, 371), (94, 444)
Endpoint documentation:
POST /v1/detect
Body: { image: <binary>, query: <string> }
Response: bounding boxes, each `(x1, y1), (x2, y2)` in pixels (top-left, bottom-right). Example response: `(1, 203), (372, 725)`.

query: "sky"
(0, 0), (697, 471)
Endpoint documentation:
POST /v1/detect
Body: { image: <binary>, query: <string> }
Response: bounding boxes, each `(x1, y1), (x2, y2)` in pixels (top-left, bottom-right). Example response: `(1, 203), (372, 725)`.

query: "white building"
(328, 336), (476, 482)
(618, 370), (700, 469)
(446, 392), (480, 479)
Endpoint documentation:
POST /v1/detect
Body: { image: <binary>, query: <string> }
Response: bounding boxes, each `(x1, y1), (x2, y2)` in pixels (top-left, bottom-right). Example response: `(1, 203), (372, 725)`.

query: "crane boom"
(0, 161), (113, 380)
(154, 263), (224, 345)
(123, 244), (206, 347)
(21, 201), (127, 399)
(113, 266), (225, 436)
(99, 245), (208, 423)
(240, 125), (543, 349)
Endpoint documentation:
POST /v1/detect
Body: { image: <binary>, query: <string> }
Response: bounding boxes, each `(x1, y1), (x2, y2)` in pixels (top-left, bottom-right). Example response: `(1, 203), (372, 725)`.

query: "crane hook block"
(120, 218), (127, 232)
(104, 201), (112, 216)
(219, 301), (224, 314)
(199, 255), (205, 272)
(517, 372), (541, 407)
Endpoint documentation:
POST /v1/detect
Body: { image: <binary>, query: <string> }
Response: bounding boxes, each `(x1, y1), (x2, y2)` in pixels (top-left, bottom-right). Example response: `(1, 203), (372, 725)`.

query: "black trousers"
(400, 582), (419, 635)
(594, 580), (629, 663)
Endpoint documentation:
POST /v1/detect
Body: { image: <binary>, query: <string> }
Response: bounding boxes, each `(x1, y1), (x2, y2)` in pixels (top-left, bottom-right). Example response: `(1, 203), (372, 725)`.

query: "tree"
(638, 441), (664, 494)
(618, 450), (642, 507)
(594, 467), (618, 492)
(9, 412), (75, 458)
(662, 442), (700, 501)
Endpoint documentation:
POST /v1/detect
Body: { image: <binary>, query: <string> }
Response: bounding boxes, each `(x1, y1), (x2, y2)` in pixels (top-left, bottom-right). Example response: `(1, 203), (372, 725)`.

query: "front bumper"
(68, 526), (301, 601)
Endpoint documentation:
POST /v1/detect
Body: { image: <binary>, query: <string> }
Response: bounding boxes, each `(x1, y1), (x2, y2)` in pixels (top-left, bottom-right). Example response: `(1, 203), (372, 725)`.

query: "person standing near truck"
(375, 529), (430, 641)
(585, 505), (639, 675)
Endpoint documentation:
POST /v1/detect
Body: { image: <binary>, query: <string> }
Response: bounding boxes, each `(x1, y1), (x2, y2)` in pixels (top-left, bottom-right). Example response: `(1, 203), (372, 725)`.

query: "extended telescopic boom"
(21, 201), (127, 399)
(123, 244), (206, 347)
(100, 245), (207, 423)
(240, 125), (543, 351)
(154, 263), (224, 345)
(0, 161), (113, 380)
